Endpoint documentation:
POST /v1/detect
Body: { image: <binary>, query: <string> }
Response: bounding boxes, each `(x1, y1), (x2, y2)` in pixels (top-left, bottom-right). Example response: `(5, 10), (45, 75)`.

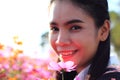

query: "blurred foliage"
(110, 11), (120, 57)
(40, 32), (49, 47)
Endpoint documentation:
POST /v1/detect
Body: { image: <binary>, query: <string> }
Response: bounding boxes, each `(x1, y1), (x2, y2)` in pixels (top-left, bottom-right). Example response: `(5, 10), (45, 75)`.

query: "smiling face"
(49, 1), (102, 72)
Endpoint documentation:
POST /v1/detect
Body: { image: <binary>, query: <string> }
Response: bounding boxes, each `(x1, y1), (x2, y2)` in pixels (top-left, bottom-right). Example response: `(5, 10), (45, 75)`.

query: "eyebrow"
(50, 22), (57, 25)
(65, 19), (84, 25)
(50, 19), (84, 26)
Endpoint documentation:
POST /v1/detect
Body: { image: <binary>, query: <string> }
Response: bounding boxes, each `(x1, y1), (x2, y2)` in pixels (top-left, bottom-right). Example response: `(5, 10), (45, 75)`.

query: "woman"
(48, 0), (120, 80)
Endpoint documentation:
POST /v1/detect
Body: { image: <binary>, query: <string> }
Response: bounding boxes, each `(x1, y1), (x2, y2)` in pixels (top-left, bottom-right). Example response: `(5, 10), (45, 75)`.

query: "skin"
(48, 1), (110, 73)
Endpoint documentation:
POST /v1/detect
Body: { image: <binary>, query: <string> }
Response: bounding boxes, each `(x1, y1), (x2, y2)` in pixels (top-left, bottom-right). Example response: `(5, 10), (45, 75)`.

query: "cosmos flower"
(48, 61), (76, 72)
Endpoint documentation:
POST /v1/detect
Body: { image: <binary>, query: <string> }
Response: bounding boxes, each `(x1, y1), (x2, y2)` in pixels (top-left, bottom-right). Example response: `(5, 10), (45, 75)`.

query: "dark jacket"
(97, 67), (120, 80)
(56, 66), (120, 80)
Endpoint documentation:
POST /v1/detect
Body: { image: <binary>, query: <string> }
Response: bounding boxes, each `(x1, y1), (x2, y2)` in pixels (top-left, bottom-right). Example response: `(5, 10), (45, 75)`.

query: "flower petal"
(65, 61), (74, 68)
(48, 62), (61, 71)
(48, 61), (76, 72)
(65, 61), (76, 72)
(58, 62), (65, 69)
(66, 68), (76, 72)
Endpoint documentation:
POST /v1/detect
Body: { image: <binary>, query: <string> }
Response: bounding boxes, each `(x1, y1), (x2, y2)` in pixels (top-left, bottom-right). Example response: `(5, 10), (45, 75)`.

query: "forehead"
(49, 1), (93, 24)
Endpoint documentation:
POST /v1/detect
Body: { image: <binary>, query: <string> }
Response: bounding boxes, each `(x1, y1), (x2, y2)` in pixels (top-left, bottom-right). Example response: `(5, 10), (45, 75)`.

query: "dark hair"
(49, 0), (110, 80)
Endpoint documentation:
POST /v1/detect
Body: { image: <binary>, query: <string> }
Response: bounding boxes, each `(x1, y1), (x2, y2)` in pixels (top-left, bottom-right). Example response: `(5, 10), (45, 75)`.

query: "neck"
(76, 64), (90, 73)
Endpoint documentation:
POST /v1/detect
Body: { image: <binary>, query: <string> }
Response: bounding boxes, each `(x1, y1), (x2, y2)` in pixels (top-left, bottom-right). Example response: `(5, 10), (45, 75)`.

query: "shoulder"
(97, 65), (120, 80)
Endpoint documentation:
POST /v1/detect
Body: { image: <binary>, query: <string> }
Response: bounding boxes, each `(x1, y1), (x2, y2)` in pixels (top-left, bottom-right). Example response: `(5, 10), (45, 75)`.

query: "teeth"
(61, 52), (73, 56)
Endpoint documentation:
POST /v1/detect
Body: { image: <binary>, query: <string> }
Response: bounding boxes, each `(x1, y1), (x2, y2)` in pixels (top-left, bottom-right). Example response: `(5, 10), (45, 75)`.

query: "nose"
(55, 31), (71, 46)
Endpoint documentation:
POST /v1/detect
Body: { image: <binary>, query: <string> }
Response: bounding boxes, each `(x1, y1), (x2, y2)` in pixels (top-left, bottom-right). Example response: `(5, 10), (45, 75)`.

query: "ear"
(99, 20), (110, 41)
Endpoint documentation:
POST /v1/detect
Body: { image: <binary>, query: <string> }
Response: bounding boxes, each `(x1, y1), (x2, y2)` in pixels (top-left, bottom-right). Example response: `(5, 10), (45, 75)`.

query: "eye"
(50, 26), (59, 31)
(71, 25), (82, 31)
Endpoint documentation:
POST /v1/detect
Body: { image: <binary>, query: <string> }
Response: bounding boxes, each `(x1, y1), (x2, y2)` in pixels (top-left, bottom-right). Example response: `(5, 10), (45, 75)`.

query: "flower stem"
(62, 72), (64, 80)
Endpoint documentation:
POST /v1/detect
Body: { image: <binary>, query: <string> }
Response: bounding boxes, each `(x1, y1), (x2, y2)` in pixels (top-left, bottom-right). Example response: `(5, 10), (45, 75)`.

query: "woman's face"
(49, 1), (101, 71)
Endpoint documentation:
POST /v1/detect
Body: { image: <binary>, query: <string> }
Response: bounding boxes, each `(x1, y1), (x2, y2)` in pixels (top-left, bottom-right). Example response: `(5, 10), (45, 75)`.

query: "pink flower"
(48, 61), (76, 72)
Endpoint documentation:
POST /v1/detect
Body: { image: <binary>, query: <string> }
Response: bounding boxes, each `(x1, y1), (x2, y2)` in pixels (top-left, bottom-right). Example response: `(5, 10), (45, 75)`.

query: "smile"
(58, 50), (78, 56)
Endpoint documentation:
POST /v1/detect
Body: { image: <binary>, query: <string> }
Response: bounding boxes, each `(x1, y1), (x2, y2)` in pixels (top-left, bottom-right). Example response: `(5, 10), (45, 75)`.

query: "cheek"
(73, 35), (99, 64)
(82, 38), (99, 63)
(49, 35), (57, 52)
